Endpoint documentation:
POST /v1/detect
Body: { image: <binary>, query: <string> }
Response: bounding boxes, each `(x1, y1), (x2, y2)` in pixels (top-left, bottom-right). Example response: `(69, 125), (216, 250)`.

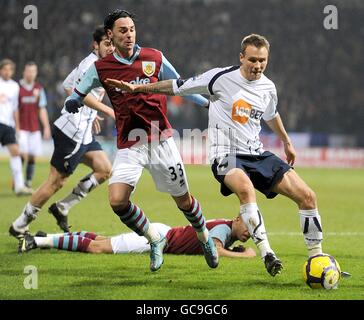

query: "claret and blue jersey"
(70, 44), (208, 149)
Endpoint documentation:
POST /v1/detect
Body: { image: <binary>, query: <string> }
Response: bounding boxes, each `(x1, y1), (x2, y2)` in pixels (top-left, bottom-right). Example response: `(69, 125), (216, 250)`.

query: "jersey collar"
(19, 79), (35, 91)
(113, 44), (141, 65)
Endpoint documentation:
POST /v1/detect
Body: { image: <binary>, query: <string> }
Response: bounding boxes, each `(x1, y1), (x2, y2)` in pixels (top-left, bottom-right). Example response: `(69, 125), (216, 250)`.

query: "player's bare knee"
(101, 168), (112, 182)
(95, 172), (109, 184)
(174, 193), (191, 211)
(94, 165), (111, 183)
(88, 242), (103, 254)
(299, 188), (317, 209)
(109, 197), (129, 213)
(235, 186), (255, 203)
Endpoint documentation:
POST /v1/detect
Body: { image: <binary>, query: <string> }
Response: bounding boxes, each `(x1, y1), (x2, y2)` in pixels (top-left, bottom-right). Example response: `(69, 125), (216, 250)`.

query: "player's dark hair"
(93, 25), (107, 44)
(24, 61), (37, 68)
(241, 34), (270, 55)
(104, 9), (136, 32)
(0, 58), (15, 70)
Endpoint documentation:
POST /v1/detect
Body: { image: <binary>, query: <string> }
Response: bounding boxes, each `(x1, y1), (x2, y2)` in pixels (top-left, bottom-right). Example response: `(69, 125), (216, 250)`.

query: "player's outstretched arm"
(213, 239), (256, 258)
(105, 78), (175, 95)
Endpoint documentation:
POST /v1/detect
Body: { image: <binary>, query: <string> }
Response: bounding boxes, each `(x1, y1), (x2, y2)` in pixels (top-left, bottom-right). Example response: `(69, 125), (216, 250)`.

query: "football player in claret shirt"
(9, 26), (115, 240)
(0, 59), (33, 196)
(65, 9), (218, 272)
(105, 34), (326, 277)
(18, 62), (51, 188)
(19, 216), (256, 260)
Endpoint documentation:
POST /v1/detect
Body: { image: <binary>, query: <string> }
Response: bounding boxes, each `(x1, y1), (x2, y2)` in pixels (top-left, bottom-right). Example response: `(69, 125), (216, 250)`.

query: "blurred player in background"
(0, 59), (33, 196)
(18, 62), (51, 188)
(64, 9), (218, 272)
(9, 26), (115, 239)
(19, 216), (256, 260)
(105, 34), (325, 277)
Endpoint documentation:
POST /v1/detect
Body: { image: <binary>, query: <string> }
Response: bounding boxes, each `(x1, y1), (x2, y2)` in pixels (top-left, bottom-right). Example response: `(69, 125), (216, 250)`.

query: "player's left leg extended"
(49, 149), (111, 231)
(173, 192), (218, 269)
(273, 169), (323, 257)
(150, 137), (218, 268)
(19, 231), (104, 253)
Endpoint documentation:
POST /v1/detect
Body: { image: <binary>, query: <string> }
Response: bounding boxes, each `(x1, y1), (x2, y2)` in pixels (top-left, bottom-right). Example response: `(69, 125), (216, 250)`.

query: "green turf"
(0, 160), (363, 299)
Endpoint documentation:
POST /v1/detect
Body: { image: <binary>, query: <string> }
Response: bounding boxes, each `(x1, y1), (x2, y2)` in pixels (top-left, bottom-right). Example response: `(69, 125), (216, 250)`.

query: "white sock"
(10, 156), (25, 192)
(196, 228), (209, 244)
(34, 236), (53, 248)
(46, 233), (68, 237)
(144, 224), (161, 243)
(240, 203), (273, 258)
(13, 202), (40, 231)
(299, 209), (323, 257)
(57, 173), (99, 215)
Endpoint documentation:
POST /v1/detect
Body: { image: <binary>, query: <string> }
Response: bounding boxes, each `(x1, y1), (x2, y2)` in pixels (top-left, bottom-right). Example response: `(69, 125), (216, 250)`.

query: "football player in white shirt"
(105, 34), (324, 277)
(0, 59), (33, 196)
(10, 26), (115, 239)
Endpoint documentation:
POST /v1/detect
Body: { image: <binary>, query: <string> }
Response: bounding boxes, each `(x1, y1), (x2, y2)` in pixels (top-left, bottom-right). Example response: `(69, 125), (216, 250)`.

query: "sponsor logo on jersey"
(21, 96), (38, 104)
(129, 77), (151, 85)
(142, 61), (155, 77)
(114, 77), (151, 93)
(232, 98), (263, 125)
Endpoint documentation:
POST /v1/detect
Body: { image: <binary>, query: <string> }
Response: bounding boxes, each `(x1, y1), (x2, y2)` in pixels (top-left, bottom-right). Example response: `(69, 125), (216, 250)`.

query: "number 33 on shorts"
(168, 163), (184, 182)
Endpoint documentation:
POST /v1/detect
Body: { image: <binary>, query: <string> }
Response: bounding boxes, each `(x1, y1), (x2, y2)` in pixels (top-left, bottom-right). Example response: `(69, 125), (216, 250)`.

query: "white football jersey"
(172, 66), (278, 161)
(0, 77), (19, 127)
(54, 52), (105, 144)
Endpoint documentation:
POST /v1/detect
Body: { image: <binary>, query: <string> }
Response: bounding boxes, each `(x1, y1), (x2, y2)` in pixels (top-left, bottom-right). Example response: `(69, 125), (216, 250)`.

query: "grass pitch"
(0, 160), (363, 300)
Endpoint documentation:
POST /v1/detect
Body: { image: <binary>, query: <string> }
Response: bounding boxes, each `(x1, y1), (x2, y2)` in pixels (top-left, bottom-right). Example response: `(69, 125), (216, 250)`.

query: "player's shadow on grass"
(239, 279), (302, 289)
(0, 193), (18, 199)
(71, 279), (146, 288)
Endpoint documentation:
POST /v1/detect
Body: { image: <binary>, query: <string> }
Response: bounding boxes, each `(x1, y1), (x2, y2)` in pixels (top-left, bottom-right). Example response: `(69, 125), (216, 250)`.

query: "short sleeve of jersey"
(209, 224), (232, 247)
(12, 83), (20, 111)
(63, 68), (77, 90)
(75, 63), (102, 96)
(172, 67), (226, 96)
(262, 88), (278, 121)
(158, 54), (180, 81)
(38, 88), (47, 108)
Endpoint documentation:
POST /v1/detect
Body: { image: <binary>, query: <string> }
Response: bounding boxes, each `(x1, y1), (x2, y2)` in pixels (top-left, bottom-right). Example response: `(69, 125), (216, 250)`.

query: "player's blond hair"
(241, 34), (270, 55)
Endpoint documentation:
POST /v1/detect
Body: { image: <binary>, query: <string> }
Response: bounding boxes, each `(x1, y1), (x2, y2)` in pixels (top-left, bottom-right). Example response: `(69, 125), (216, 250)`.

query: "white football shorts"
(110, 222), (171, 254)
(109, 137), (189, 197)
(18, 130), (42, 156)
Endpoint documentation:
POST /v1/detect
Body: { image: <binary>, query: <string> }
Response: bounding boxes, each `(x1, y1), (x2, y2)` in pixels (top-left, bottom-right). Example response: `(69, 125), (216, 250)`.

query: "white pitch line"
(269, 232), (364, 236)
(0, 231), (109, 237)
(1, 231), (364, 237)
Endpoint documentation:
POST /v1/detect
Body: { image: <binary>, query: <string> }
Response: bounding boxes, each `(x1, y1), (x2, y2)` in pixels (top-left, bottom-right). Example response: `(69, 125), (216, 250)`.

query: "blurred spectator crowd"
(1, 0), (363, 144)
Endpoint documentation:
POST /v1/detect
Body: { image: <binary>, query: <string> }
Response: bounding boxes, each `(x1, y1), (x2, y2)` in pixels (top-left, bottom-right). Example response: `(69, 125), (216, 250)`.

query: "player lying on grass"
(19, 217), (256, 258)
